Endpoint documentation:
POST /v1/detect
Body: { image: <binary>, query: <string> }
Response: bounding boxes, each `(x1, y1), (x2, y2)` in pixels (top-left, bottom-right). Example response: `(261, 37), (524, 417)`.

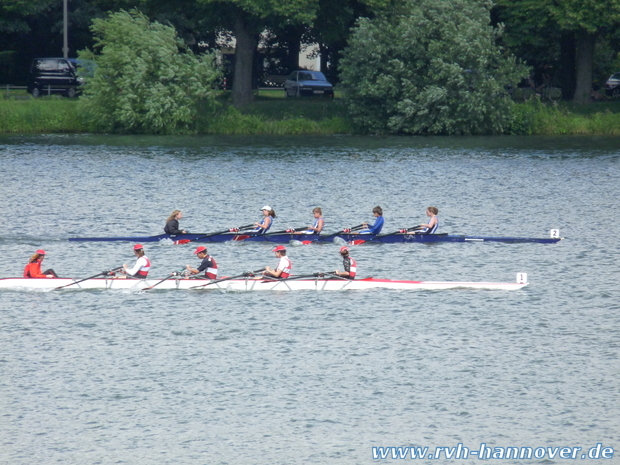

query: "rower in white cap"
(252, 205), (276, 234)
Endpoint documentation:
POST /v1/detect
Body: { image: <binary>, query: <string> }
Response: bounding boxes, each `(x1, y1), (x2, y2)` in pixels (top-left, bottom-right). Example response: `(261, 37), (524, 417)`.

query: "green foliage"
(0, 98), (87, 133)
(78, 9), (220, 134)
(200, 105), (351, 134)
(548, 0), (620, 33)
(199, 0), (318, 24)
(506, 99), (620, 135)
(0, 0), (56, 33)
(339, 0), (529, 135)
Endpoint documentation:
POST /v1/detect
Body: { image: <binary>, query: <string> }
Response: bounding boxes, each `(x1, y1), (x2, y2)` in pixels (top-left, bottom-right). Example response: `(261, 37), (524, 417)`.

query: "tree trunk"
(559, 32), (575, 101)
(232, 14), (258, 107)
(573, 30), (595, 105)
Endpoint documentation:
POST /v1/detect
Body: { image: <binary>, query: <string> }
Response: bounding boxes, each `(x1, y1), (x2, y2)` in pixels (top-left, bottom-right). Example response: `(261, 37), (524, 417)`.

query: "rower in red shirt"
(23, 249), (58, 278)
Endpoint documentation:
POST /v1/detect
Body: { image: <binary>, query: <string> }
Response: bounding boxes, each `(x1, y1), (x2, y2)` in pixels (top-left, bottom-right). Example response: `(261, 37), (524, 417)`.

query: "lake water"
(0, 134), (619, 465)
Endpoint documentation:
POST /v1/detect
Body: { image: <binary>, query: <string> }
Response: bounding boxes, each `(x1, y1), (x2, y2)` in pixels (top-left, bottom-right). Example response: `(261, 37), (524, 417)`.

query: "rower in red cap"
(263, 245), (292, 278)
(121, 244), (151, 279)
(186, 246), (218, 279)
(333, 246), (357, 279)
(23, 249), (58, 278)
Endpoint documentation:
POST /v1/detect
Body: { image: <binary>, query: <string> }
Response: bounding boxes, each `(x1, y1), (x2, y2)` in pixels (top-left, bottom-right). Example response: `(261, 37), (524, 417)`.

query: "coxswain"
(164, 210), (187, 235)
(414, 206), (439, 234)
(23, 249), (58, 278)
(122, 244), (151, 279)
(295, 207), (324, 234)
(252, 206), (276, 234)
(263, 245), (292, 278)
(333, 246), (357, 279)
(358, 206), (384, 234)
(186, 246), (218, 279)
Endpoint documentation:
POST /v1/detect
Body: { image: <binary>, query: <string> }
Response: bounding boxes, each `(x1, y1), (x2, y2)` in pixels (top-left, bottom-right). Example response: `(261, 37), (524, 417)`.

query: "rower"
(23, 249), (58, 278)
(186, 246), (218, 279)
(252, 206), (275, 234)
(263, 245), (292, 278)
(357, 206), (384, 234)
(413, 206), (439, 234)
(122, 244), (151, 279)
(333, 246), (357, 279)
(294, 207), (324, 234)
(164, 209), (187, 235)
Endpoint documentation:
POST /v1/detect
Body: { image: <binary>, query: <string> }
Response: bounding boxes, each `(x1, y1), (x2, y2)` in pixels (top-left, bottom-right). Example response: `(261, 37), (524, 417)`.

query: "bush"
(339, 0), (529, 135)
(78, 9), (220, 134)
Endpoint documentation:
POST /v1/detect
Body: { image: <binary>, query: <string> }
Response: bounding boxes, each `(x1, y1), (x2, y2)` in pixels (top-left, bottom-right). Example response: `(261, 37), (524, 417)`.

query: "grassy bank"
(199, 90), (351, 135)
(512, 100), (620, 135)
(2, 92), (620, 135)
(0, 97), (88, 133)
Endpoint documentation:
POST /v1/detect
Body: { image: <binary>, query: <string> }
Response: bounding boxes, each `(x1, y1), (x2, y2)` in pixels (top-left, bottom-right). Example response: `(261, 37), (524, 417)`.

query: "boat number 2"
(549, 229), (560, 238)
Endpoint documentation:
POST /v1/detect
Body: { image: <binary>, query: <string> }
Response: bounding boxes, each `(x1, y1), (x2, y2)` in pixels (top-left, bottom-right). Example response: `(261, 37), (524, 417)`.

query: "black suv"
(27, 58), (82, 98)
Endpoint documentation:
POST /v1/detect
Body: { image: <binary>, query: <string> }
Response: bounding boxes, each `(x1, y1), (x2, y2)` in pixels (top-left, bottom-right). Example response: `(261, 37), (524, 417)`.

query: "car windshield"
(299, 72), (326, 81)
(611, 73), (620, 80)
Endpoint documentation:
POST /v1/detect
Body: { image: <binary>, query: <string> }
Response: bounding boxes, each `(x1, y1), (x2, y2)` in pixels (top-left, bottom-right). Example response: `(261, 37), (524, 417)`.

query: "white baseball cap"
(260, 205), (272, 211)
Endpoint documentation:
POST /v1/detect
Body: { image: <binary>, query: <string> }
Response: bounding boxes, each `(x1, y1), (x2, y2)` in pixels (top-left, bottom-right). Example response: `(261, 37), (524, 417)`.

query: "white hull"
(0, 276), (528, 292)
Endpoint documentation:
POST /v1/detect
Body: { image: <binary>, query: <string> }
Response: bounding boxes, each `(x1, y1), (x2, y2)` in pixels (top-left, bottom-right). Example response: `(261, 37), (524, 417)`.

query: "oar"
(349, 226), (423, 245)
(274, 273), (322, 281)
(264, 226), (310, 235)
(316, 271), (349, 281)
(232, 226), (310, 243)
(311, 224), (365, 244)
(190, 268), (266, 289)
(175, 224), (255, 244)
(54, 267), (123, 290)
(230, 226), (308, 243)
(142, 268), (185, 291)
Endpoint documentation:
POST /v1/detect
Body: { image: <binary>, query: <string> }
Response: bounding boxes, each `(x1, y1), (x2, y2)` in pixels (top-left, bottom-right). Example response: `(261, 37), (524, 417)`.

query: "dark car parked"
(27, 58), (83, 98)
(604, 72), (620, 98)
(284, 70), (334, 98)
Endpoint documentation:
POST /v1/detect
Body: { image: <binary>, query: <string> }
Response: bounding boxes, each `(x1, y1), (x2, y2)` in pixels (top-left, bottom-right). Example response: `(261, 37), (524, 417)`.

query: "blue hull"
(68, 232), (562, 244)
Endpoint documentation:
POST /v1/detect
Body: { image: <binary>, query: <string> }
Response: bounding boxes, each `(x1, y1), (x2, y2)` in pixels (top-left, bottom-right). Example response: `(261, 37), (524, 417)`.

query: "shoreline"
(1, 96), (620, 136)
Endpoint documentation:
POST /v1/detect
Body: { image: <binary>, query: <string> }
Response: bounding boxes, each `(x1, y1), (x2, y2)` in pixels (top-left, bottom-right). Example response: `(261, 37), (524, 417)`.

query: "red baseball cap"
(272, 245), (286, 252)
(133, 244), (143, 250)
(340, 246), (349, 253)
(193, 246), (207, 254)
(35, 249), (46, 255)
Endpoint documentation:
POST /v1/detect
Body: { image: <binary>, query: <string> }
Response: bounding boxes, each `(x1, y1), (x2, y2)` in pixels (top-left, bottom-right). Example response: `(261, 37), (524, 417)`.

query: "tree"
(197, 0), (318, 106)
(78, 9), (220, 134)
(496, 0), (620, 104)
(339, 0), (528, 135)
(308, 0), (391, 84)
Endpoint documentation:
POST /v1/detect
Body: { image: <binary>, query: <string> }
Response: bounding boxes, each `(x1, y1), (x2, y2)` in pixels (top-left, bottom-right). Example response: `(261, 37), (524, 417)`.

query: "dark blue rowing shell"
(68, 232), (562, 244)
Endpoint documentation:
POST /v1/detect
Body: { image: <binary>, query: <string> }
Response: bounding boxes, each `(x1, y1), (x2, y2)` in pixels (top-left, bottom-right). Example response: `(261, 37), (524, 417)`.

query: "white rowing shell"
(0, 276), (529, 292)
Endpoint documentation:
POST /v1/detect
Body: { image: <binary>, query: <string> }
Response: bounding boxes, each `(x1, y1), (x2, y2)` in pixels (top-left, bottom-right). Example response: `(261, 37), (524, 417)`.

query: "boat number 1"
(549, 229), (560, 238)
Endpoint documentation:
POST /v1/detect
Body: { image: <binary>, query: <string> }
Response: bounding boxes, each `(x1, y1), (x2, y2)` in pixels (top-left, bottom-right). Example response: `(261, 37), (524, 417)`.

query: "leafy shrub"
(339, 0), (529, 135)
(78, 9), (220, 134)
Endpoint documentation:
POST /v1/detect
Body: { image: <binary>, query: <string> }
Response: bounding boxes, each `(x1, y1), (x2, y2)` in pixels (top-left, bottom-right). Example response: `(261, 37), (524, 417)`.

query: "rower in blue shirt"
(358, 206), (384, 234)
(252, 206), (275, 234)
